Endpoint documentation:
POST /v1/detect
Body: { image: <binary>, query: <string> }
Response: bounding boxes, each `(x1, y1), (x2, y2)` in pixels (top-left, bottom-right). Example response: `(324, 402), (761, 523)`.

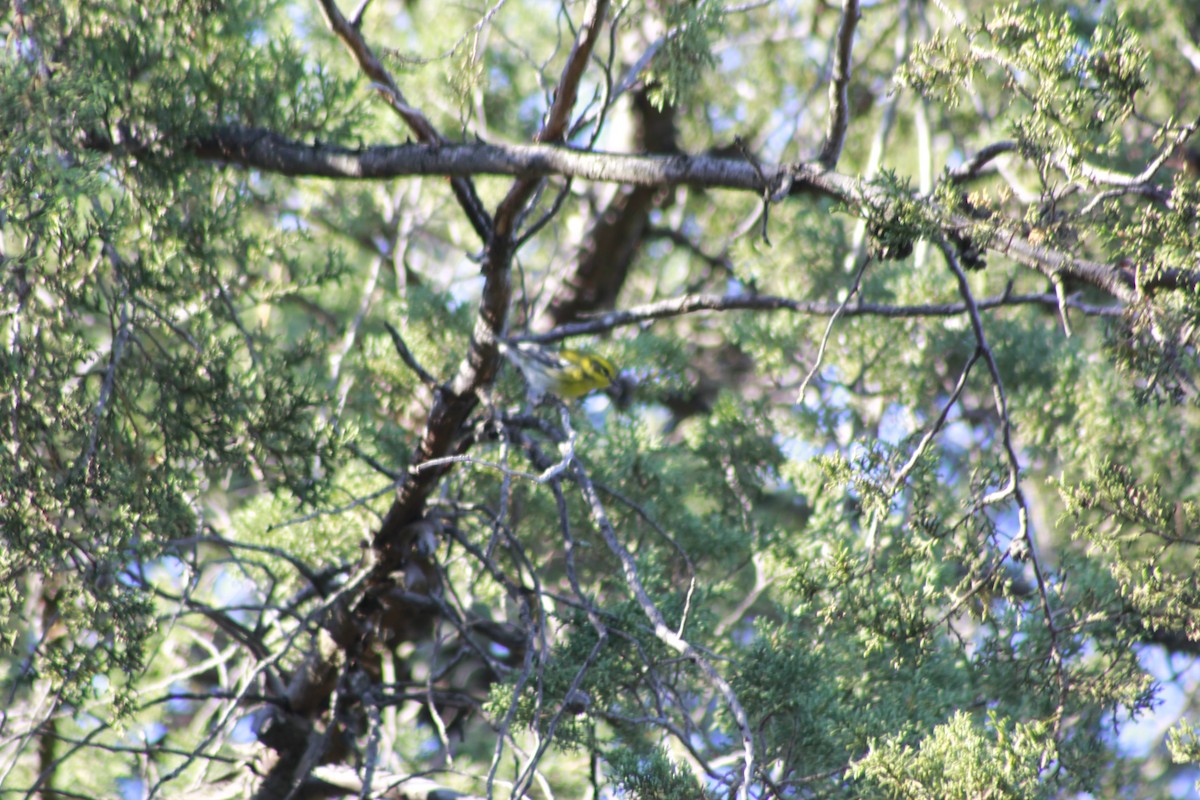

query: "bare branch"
(74, 286), (132, 482)
(189, 126), (818, 190)
(307, 765), (488, 800)
(893, 349), (980, 490)
(570, 461), (757, 800)
(538, 0), (610, 144)
(314, 0), (491, 240)
(383, 321), (438, 388)
(818, 0), (861, 167)
(797, 256), (869, 402)
(520, 288), (1120, 343)
(1065, 113), (1200, 188)
(347, 0), (372, 27)
(187, 127), (1161, 301)
(939, 240), (1068, 743)
(947, 141), (1018, 183)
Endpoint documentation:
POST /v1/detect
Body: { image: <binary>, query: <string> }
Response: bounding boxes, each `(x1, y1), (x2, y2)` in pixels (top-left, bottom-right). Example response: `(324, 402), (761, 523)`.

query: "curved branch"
(947, 141), (1018, 183)
(570, 460), (757, 800)
(940, 240), (1069, 744)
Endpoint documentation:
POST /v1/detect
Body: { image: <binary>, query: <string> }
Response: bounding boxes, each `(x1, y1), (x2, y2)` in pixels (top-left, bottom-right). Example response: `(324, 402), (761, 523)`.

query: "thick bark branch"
(258, 8), (621, 787)
(372, 0), (611, 559)
(189, 125), (1162, 308)
(191, 126), (810, 192)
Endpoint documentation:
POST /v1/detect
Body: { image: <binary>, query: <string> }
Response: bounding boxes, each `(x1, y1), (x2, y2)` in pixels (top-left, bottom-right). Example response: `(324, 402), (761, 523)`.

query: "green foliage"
(1167, 719), (1200, 790)
(898, 33), (980, 109)
(646, 0), (724, 110)
(0, 0), (351, 712)
(850, 710), (1052, 800)
(1057, 460), (1200, 642)
(605, 744), (706, 800)
(732, 624), (846, 775)
(899, 3), (1151, 182)
(861, 171), (938, 262)
(5, 0), (1200, 797)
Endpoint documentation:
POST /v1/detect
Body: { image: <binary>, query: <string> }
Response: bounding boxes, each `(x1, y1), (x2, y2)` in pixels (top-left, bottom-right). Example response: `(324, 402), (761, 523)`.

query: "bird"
(497, 340), (617, 402)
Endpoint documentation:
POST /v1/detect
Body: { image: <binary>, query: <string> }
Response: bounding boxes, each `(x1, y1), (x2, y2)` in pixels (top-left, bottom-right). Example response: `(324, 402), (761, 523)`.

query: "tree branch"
(947, 141), (1018, 183)
(818, 0), (861, 167)
(570, 460), (757, 800)
(188, 127), (1168, 301)
(538, 0), (610, 144)
(191, 126), (803, 191)
(371, 0), (611, 562)
(940, 240), (1068, 745)
(518, 288), (1120, 342)
(314, 0), (491, 241)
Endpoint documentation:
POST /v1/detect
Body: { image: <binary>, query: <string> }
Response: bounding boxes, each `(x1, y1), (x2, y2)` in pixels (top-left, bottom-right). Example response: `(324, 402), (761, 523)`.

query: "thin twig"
(893, 350), (979, 489)
(939, 240), (1068, 744)
(570, 461), (757, 800)
(332, 255), (384, 417)
(1067, 112), (1200, 188)
(865, 348), (979, 568)
(75, 264), (133, 482)
(796, 256), (870, 403)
